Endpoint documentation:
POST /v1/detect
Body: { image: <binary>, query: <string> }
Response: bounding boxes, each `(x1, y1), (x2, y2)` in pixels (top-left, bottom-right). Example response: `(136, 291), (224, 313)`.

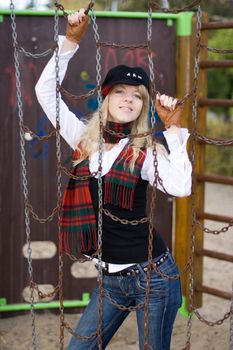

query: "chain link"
(25, 200), (60, 223)
(195, 218), (233, 235)
(193, 308), (233, 327)
(102, 208), (148, 225)
(89, 4), (105, 349)
(195, 132), (233, 146)
(10, 1), (37, 348)
(52, 2), (65, 349)
(63, 322), (97, 340)
(61, 165), (99, 180)
(200, 44), (233, 54)
(97, 41), (149, 49)
(21, 121), (58, 141)
(104, 289), (145, 311)
(230, 284), (233, 348)
(15, 43), (57, 58)
(30, 281), (60, 299)
(59, 85), (98, 100)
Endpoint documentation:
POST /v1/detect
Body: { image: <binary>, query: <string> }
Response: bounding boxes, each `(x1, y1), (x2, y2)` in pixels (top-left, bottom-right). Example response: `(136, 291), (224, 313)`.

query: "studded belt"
(99, 250), (169, 277)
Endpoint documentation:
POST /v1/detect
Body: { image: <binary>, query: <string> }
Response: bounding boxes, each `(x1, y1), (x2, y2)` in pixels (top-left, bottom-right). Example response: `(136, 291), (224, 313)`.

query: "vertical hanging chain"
(90, 3), (104, 350)
(143, 5), (158, 350)
(9, 1), (37, 349)
(230, 283), (233, 350)
(53, 2), (65, 349)
(185, 5), (202, 350)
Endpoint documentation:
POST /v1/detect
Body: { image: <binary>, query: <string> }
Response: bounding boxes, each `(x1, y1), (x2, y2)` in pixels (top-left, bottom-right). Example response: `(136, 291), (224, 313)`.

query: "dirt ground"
(0, 183), (232, 350)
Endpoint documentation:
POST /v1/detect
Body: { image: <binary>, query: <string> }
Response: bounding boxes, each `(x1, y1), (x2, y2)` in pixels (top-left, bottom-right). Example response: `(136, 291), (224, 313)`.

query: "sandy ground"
(0, 183), (232, 350)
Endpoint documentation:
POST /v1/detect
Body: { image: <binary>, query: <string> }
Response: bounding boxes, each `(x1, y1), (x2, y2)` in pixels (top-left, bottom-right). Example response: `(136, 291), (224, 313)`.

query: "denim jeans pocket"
(135, 268), (168, 297)
(155, 254), (179, 277)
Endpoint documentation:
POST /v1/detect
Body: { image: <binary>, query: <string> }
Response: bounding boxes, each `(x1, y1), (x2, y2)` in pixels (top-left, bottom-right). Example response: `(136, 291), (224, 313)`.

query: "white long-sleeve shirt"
(35, 37), (192, 272)
(35, 36), (192, 198)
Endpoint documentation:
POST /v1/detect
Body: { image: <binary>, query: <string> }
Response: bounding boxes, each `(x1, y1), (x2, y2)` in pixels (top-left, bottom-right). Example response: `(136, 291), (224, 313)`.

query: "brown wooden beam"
(196, 248), (233, 263)
(201, 21), (233, 30)
(200, 60), (233, 68)
(196, 173), (233, 186)
(198, 98), (233, 107)
(197, 212), (233, 223)
(195, 285), (231, 300)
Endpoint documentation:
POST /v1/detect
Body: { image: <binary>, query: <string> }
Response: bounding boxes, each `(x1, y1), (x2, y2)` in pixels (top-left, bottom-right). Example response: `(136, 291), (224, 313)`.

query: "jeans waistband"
(101, 249), (170, 277)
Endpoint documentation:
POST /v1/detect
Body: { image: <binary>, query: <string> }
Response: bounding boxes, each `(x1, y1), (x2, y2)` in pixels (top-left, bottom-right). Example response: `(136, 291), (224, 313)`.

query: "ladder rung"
(201, 21), (233, 30)
(196, 173), (233, 186)
(195, 285), (231, 300)
(200, 60), (233, 68)
(197, 212), (233, 223)
(196, 248), (233, 263)
(198, 98), (233, 107)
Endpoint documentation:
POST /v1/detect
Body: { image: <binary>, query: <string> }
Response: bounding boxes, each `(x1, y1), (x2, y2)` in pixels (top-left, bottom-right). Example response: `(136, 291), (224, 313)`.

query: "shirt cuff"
(163, 128), (190, 152)
(57, 35), (79, 58)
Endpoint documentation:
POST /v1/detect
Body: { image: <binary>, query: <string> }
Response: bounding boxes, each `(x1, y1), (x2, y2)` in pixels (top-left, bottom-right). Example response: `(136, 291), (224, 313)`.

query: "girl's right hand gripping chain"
(66, 9), (89, 44)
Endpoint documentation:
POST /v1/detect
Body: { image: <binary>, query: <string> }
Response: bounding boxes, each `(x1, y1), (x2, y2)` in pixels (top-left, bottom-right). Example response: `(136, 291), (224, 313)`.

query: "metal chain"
(30, 281), (60, 299)
(59, 85), (98, 100)
(25, 200), (60, 223)
(102, 208), (148, 225)
(61, 166), (99, 180)
(104, 289), (145, 311)
(52, 2), (65, 349)
(21, 122), (57, 140)
(97, 41), (149, 49)
(230, 284), (233, 349)
(195, 218), (233, 235)
(15, 43), (57, 58)
(90, 4), (104, 349)
(142, 6), (157, 350)
(200, 44), (233, 54)
(193, 307), (233, 327)
(195, 132), (233, 146)
(63, 322), (97, 340)
(10, 1), (37, 349)
(184, 6), (202, 349)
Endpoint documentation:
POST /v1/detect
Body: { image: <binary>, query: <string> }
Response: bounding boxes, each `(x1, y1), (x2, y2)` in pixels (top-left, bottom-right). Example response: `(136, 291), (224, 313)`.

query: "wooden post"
(174, 13), (208, 308)
(175, 25), (194, 301)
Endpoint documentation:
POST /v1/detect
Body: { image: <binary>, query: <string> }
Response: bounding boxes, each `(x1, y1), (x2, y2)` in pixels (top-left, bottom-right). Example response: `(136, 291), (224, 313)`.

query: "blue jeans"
(67, 252), (182, 350)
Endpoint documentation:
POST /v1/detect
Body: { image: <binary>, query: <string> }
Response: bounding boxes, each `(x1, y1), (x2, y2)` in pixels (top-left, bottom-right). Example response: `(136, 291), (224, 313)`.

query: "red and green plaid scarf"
(60, 122), (146, 255)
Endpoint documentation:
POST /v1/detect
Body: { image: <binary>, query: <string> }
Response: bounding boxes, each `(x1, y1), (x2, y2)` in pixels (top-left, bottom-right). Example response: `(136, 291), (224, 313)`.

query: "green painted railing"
(0, 10), (193, 36)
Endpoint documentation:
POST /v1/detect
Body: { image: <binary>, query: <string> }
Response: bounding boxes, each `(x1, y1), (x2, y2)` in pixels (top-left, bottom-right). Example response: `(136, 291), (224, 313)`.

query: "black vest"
(89, 176), (166, 264)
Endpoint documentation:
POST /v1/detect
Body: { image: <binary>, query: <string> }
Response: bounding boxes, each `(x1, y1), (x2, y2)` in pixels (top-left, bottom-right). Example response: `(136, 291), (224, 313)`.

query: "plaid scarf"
(60, 122), (146, 255)
(103, 121), (131, 143)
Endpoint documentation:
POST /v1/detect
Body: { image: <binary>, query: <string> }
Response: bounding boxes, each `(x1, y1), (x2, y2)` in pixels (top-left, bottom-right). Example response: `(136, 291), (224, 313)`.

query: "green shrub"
(205, 116), (233, 176)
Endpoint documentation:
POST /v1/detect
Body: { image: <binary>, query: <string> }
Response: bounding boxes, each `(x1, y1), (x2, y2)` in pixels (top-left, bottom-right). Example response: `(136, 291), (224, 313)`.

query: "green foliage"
(205, 117), (233, 176)
(49, 0), (233, 16)
(207, 29), (233, 118)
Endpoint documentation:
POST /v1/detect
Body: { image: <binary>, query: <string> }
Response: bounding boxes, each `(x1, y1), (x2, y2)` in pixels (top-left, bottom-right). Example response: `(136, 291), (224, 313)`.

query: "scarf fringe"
(104, 182), (134, 210)
(60, 230), (97, 255)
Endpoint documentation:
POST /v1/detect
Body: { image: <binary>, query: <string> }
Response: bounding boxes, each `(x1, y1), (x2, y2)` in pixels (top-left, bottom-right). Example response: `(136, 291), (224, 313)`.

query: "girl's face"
(108, 84), (143, 124)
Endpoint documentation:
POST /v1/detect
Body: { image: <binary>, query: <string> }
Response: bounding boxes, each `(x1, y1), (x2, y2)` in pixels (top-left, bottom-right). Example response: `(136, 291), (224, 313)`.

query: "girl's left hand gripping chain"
(155, 94), (183, 129)
(66, 9), (89, 44)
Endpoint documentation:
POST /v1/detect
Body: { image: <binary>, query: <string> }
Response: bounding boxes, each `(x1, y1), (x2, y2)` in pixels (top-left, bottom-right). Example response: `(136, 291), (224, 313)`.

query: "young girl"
(35, 9), (192, 350)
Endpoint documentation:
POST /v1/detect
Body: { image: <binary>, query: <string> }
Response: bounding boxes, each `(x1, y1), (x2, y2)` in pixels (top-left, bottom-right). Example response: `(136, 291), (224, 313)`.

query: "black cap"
(101, 65), (150, 97)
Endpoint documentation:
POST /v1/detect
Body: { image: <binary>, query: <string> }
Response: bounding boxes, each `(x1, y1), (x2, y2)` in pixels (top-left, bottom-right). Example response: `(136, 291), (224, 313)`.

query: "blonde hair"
(74, 85), (167, 171)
